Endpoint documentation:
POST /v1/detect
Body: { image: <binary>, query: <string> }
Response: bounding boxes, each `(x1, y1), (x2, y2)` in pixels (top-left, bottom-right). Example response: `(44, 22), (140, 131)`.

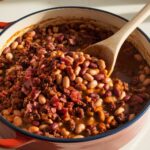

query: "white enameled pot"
(0, 7), (150, 150)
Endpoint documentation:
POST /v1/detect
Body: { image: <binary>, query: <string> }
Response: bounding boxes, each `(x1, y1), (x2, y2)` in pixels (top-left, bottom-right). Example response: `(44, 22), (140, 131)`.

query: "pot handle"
(0, 21), (12, 29)
(0, 132), (34, 148)
(0, 21), (35, 148)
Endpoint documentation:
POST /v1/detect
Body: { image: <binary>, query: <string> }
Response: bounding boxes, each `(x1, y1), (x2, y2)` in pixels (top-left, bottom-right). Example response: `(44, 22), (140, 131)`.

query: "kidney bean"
(6, 52), (13, 61)
(83, 73), (94, 82)
(13, 116), (23, 127)
(115, 107), (125, 116)
(88, 80), (98, 89)
(87, 69), (99, 76)
(63, 76), (70, 88)
(11, 41), (18, 50)
(38, 94), (46, 105)
(75, 123), (86, 134)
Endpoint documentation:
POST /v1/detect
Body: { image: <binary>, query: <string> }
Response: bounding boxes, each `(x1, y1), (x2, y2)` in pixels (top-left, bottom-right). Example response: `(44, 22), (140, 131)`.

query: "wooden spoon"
(83, 2), (150, 76)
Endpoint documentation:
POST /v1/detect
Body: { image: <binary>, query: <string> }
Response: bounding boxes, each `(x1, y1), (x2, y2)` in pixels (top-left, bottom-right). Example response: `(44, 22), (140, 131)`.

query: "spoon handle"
(109, 2), (150, 51)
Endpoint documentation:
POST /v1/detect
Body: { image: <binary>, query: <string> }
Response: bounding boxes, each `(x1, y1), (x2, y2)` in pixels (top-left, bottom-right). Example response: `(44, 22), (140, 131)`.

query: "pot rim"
(0, 6), (150, 143)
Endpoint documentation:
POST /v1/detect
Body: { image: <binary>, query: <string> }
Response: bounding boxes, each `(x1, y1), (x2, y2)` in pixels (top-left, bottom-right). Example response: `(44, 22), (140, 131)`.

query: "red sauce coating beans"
(0, 22), (149, 138)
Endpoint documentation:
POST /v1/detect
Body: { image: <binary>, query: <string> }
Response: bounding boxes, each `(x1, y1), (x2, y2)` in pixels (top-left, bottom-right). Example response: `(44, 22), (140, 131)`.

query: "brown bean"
(28, 31), (36, 37)
(143, 78), (150, 86)
(87, 69), (99, 76)
(66, 56), (74, 65)
(128, 114), (135, 121)
(144, 66), (150, 74)
(115, 107), (125, 115)
(134, 54), (143, 62)
(104, 96), (116, 103)
(2, 109), (10, 115)
(98, 59), (106, 70)
(98, 110), (105, 122)
(75, 77), (83, 84)
(13, 116), (22, 127)
(74, 66), (81, 76)
(119, 91), (126, 100)
(38, 94), (46, 104)
(95, 98), (103, 107)
(61, 128), (70, 136)
(11, 41), (18, 49)
(83, 73), (94, 81)
(29, 126), (40, 133)
(63, 76), (70, 88)
(106, 116), (114, 124)
(53, 26), (59, 33)
(13, 110), (21, 116)
(88, 80), (98, 89)
(86, 117), (95, 125)
(139, 74), (145, 82)
(98, 122), (106, 132)
(39, 124), (48, 130)
(73, 135), (84, 138)
(6, 52), (13, 61)
(56, 74), (62, 84)
(75, 123), (86, 134)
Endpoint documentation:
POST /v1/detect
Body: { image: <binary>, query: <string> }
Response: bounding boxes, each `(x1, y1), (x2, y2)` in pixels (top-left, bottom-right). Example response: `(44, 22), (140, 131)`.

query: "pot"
(0, 7), (150, 150)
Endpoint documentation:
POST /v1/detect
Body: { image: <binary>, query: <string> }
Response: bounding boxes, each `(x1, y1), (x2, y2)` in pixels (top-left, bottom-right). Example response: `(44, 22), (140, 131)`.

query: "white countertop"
(0, 0), (150, 150)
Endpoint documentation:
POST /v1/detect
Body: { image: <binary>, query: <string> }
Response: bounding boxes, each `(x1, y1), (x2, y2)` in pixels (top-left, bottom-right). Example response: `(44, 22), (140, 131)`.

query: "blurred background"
(0, 0), (150, 150)
(0, 0), (150, 36)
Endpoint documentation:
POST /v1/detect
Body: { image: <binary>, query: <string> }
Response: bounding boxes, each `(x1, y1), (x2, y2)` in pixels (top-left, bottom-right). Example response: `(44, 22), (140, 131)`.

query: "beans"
(2, 109), (10, 115)
(95, 99), (103, 107)
(6, 52), (13, 61)
(139, 74), (145, 82)
(75, 77), (83, 84)
(119, 91), (126, 100)
(63, 76), (70, 88)
(0, 70), (3, 75)
(88, 80), (98, 89)
(83, 73), (94, 81)
(128, 114), (135, 121)
(107, 116), (114, 124)
(94, 74), (105, 81)
(98, 123), (106, 132)
(53, 26), (59, 33)
(61, 128), (70, 136)
(73, 135), (84, 138)
(13, 116), (22, 127)
(115, 107), (125, 115)
(144, 66), (150, 74)
(28, 31), (36, 37)
(39, 124), (48, 130)
(56, 74), (62, 84)
(75, 123), (86, 134)
(87, 69), (99, 76)
(38, 94), (46, 104)
(66, 56), (74, 65)
(29, 126), (40, 133)
(97, 110), (105, 122)
(11, 41), (18, 49)
(134, 54), (143, 62)
(13, 110), (21, 116)
(74, 66), (81, 75)
(143, 78), (150, 86)
(98, 59), (106, 70)
(83, 61), (90, 67)
(86, 117), (95, 125)
(54, 69), (61, 75)
(104, 96), (115, 103)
